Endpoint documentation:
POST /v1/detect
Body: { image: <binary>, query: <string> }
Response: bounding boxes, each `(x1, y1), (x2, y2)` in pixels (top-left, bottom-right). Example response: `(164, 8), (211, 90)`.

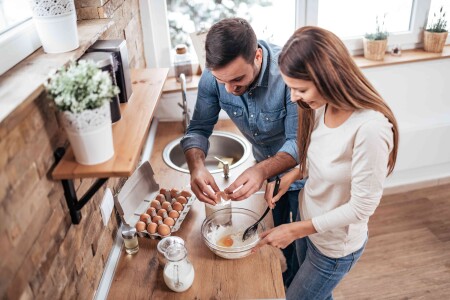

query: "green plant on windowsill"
(426, 6), (447, 33)
(364, 15), (389, 40)
(423, 6), (448, 53)
(363, 15), (389, 61)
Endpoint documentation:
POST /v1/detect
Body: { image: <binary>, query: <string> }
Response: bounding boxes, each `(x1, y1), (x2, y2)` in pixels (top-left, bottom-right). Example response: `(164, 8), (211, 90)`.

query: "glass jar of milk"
(163, 243), (195, 292)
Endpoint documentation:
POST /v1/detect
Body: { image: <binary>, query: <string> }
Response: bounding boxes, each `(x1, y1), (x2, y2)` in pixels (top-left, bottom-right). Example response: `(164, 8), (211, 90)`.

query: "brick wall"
(76, 0), (146, 68)
(0, 0), (146, 299)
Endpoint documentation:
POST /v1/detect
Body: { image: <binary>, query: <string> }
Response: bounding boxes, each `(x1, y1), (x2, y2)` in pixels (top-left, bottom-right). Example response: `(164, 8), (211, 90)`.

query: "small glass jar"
(157, 236), (185, 266)
(122, 227), (139, 255)
(163, 243), (195, 292)
(390, 44), (402, 56)
(174, 44), (193, 83)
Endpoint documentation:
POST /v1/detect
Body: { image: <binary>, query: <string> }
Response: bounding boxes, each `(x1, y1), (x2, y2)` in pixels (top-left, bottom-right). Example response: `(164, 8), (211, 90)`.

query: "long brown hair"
(279, 26), (398, 175)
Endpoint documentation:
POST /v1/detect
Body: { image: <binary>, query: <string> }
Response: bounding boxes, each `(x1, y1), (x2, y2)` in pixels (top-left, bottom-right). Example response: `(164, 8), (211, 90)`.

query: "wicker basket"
(423, 31), (448, 53)
(363, 38), (388, 61)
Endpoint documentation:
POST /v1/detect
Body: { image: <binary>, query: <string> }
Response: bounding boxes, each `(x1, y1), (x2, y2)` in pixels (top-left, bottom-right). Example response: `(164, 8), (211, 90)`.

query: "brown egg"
(170, 188), (179, 199)
(158, 224), (171, 236)
(168, 209), (179, 219)
(176, 196), (187, 205)
(160, 188), (168, 195)
(155, 193), (166, 204)
(147, 222), (158, 234)
(164, 217), (175, 226)
(157, 208), (167, 217)
(216, 191), (229, 202)
(172, 201), (183, 212)
(146, 206), (156, 216)
(135, 221), (146, 232)
(152, 215), (162, 223)
(161, 201), (172, 210)
(140, 213), (151, 223)
(150, 199), (161, 209)
(180, 190), (192, 198)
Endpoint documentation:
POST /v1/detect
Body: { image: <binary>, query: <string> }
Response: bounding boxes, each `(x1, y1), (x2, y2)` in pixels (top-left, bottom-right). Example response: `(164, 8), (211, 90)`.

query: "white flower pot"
(60, 103), (114, 165)
(30, 0), (79, 53)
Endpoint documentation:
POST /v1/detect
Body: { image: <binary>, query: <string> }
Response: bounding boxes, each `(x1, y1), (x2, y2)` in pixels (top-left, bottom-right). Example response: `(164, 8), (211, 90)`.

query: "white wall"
(362, 58), (450, 193)
(155, 58), (450, 192)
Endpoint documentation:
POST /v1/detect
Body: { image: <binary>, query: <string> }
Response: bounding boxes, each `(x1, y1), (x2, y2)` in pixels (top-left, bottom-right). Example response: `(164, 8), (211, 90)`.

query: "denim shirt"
(180, 40), (304, 191)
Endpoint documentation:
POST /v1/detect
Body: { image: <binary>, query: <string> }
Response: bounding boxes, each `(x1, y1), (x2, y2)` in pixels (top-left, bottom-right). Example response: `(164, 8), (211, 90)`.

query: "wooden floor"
(334, 183), (450, 299)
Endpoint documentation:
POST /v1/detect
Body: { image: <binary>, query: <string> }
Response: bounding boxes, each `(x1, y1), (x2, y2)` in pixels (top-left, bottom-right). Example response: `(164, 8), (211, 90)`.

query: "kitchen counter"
(107, 120), (286, 299)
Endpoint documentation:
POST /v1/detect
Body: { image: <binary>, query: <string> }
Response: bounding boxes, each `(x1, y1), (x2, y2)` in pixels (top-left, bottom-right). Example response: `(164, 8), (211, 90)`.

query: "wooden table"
(108, 121), (286, 299)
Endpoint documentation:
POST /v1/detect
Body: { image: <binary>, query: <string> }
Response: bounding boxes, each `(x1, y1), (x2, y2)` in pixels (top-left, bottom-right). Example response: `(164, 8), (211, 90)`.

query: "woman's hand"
(264, 168), (302, 209)
(253, 220), (317, 252)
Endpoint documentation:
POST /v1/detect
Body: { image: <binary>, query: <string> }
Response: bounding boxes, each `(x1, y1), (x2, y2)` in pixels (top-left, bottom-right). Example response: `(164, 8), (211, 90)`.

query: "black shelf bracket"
(54, 147), (108, 224)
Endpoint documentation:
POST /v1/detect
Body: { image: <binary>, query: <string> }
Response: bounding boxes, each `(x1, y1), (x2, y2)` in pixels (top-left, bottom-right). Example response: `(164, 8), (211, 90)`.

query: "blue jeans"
(286, 236), (367, 300)
(272, 189), (300, 288)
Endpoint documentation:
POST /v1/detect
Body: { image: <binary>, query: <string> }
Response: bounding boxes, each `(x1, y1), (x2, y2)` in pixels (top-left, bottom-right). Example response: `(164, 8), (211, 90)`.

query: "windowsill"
(0, 19), (114, 124)
(353, 44), (450, 68)
(162, 45), (450, 93)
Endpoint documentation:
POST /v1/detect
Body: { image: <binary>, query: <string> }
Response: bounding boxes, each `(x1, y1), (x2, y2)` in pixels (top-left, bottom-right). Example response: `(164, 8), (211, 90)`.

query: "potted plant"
(46, 60), (120, 165)
(363, 15), (389, 61)
(29, 0), (79, 53)
(424, 6), (448, 53)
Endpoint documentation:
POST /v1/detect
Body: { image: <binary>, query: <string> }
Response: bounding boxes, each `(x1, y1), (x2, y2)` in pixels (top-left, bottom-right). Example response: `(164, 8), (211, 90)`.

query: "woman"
(254, 26), (399, 299)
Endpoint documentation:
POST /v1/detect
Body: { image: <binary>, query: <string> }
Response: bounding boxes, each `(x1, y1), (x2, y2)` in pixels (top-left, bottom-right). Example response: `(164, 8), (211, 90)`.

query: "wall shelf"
(52, 68), (169, 223)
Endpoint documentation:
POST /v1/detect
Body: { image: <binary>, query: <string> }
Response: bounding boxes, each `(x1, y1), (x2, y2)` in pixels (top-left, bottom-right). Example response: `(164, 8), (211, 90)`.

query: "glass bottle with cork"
(174, 44), (193, 83)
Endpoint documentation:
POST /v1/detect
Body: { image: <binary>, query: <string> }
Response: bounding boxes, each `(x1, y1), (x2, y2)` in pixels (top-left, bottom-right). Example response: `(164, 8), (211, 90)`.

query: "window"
(165, 0), (296, 63)
(0, 0), (41, 75)
(140, 0), (449, 69)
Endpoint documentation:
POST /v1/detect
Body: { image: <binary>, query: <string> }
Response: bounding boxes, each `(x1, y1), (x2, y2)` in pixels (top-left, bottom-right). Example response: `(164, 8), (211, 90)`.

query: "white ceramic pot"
(29, 0), (79, 53)
(60, 103), (114, 165)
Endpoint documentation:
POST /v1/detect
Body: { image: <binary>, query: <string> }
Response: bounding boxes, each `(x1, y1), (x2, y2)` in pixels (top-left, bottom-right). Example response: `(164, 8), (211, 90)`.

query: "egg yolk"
(218, 234), (234, 247)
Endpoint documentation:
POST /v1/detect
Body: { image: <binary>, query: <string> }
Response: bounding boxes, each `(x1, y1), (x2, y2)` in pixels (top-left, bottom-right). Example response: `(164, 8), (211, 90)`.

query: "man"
(180, 18), (304, 287)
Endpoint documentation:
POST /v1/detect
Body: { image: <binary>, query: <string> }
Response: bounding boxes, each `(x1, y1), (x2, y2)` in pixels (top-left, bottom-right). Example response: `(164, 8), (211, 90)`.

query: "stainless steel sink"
(162, 131), (251, 173)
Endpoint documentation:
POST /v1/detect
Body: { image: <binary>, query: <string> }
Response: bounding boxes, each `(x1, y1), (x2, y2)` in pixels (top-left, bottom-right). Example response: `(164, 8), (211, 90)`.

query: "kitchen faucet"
(177, 73), (190, 133)
(214, 156), (230, 179)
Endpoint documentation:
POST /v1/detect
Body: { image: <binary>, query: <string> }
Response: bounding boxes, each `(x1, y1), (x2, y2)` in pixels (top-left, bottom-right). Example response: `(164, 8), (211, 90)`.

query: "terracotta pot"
(423, 31), (448, 53)
(363, 38), (388, 61)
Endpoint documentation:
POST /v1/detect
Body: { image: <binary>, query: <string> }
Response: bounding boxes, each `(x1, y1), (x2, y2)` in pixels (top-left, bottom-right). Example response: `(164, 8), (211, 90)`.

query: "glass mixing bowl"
(201, 207), (265, 259)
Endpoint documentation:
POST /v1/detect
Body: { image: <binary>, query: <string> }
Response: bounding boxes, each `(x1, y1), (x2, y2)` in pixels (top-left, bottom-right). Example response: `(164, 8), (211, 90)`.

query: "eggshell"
(152, 215), (162, 223)
(160, 188), (168, 195)
(164, 217), (175, 226)
(170, 188), (179, 199)
(135, 221), (146, 232)
(150, 200), (161, 209)
(157, 208), (167, 217)
(168, 210), (179, 219)
(147, 222), (158, 234)
(180, 190), (192, 198)
(155, 194), (166, 204)
(158, 224), (171, 236)
(161, 201), (172, 210)
(172, 201), (183, 211)
(176, 196), (187, 205)
(140, 213), (151, 223)
(216, 191), (229, 202)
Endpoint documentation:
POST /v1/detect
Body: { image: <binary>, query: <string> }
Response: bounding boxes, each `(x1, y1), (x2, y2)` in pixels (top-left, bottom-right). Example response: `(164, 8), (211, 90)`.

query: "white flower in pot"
(46, 60), (120, 165)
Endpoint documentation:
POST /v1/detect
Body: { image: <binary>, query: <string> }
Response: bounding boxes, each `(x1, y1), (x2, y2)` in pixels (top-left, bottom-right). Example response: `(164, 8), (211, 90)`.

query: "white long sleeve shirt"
(300, 105), (393, 258)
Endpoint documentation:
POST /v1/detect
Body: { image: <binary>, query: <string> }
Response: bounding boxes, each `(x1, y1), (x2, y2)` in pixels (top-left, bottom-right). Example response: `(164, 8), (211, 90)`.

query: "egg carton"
(114, 161), (196, 240)
(134, 194), (196, 239)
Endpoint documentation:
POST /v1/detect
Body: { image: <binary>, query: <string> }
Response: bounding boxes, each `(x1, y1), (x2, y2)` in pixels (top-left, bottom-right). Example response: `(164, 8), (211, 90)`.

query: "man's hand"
(190, 166), (220, 205)
(224, 165), (265, 201)
(185, 148), (220, 205)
